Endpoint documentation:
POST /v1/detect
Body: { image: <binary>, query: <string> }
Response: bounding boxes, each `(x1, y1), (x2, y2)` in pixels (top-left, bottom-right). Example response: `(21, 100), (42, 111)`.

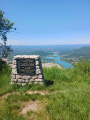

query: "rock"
(11, 55), (45, 85)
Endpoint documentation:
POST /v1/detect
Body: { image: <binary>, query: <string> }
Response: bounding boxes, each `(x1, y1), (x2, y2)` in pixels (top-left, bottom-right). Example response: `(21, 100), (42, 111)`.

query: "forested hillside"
(60, 46), (90, 63)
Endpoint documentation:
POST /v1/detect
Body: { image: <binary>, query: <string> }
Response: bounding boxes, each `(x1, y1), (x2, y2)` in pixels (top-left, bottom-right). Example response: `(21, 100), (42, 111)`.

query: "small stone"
(36, 66), (40, 69)
(38, 70), (42, 74)
(36, 61), (39, 65)
(16, 75), (22, 79)
(33, 81), (38, 84)
(12, 69), (17, 74)
(13, 60), (16, 65)
(25, 79), (29, 82)
(35, 57), (40, 60)
(18, 79), (22, 82)
(36, 69), (42, 74)
(17, 83), (21, 85)
(29, 79), (34, 82)
(22, 83), (26, 86)
(11, 78), (17, 82)
(36, 68), (40, 71)
(12, 74), (16, 79)
(22, 79), (25, 82)
(23, 76), (31, 79)
(38, 75), (43, 79)
(31, 76), (38, 79)
(35, 79), (43, 82)
(12, 65), (16, 69)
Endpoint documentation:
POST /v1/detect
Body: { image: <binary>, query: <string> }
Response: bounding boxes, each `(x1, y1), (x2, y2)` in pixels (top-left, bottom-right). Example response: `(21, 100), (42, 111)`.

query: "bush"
(74, 59), (90, 74)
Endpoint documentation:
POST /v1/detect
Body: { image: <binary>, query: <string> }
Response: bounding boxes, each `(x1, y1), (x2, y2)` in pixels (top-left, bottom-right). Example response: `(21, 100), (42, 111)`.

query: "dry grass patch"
(20, 100), (40, 114)
(25, 98), (49, 120)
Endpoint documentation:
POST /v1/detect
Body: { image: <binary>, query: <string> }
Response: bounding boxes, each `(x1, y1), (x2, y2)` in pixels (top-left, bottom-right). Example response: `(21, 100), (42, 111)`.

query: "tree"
(0, 10), (16, 58)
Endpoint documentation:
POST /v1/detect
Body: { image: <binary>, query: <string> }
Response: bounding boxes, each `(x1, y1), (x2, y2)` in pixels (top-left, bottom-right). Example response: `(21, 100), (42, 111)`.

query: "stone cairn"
(11, 55), (45, 85)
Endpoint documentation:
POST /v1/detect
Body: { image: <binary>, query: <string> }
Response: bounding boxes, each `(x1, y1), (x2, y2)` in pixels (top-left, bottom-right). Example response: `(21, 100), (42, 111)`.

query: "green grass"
(0, 61), (90, 120)
(0, 63), (13, 96)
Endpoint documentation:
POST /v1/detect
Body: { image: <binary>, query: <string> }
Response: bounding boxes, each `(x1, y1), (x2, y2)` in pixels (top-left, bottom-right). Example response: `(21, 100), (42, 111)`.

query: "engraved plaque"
(16, 58), (36, 75)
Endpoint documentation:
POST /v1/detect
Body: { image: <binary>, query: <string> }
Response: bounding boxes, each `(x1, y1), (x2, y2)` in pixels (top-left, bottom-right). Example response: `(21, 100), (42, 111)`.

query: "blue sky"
(0, 0), (90, 45)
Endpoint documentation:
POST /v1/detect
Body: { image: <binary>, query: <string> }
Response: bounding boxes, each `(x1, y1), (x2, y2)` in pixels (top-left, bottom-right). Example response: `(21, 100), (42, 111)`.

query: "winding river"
(45, 54), (73, 68)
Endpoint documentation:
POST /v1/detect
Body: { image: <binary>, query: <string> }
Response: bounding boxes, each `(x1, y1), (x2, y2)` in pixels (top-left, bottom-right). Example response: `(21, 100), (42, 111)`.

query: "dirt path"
(0, 90), (51, 99)
(26, 91), (50, 95)
(21, 100), (40, 114)
(1, 93), (12, 99)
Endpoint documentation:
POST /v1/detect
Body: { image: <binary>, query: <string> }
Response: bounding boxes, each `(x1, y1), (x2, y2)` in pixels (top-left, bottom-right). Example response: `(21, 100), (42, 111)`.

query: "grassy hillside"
(60, 46), (90, 63)
(0, 60), (90, 120)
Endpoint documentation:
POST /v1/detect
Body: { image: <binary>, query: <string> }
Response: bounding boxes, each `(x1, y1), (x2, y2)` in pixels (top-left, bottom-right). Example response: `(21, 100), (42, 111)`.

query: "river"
(45, 54), (73, 68)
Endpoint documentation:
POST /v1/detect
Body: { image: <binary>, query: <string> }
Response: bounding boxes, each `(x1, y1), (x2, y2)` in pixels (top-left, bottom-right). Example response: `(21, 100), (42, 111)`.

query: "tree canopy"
(0, 10), (16, 58)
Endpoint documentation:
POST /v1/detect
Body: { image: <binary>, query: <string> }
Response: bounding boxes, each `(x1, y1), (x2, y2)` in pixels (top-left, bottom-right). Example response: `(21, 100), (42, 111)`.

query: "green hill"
(61, 46), (90, 63)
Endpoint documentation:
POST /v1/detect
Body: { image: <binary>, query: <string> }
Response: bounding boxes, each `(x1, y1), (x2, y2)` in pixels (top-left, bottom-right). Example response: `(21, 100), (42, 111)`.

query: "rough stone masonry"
(11, 55), (45, 85)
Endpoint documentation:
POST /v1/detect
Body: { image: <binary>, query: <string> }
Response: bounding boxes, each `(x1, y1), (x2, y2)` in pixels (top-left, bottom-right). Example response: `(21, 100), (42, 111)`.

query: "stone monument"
(11, 55), (45, 85)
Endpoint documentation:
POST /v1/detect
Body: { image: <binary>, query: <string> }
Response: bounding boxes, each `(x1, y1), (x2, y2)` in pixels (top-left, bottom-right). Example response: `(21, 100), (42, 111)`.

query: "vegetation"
(0, 60), (90, 120)
(0, 10), (16, 58)
(60, 46), (90, 63)
(8, 50), (53, 60)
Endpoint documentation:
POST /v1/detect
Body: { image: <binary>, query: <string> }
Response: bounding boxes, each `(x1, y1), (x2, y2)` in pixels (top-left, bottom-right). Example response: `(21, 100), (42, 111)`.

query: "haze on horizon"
(0, 0), (90, 45)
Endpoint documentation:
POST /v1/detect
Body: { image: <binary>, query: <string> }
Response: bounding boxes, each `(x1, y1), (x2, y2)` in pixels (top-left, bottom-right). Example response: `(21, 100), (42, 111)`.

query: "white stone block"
(14, 55), (40, 59)
(38, 75), (43, 79)
(29, 79), (34, 82)
(22, 83), (26, 86)
(12, 69), (17, 74)
(13, 60), (16, 65)
(22, 79), (25, 82)
(31, 76), (38, 79)
(11, 79), (17, 82)
(12, 65), (16, 69)
(38, 70), (42, 74)
(17, 83), (21, 85)
(36, 66), (40, 69)
(16, 75), (22, 79)
(23, 76), (31, 79)
(35, 79), (43, 82)
(36, 61), (39, 65)
(12, 74), (16, 79)
(25, 79), (29, 82)
(18, 79), (22, 82)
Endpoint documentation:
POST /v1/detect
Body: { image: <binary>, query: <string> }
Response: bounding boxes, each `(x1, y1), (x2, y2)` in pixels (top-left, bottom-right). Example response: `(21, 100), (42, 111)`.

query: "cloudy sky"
(0, 0), (90, 45)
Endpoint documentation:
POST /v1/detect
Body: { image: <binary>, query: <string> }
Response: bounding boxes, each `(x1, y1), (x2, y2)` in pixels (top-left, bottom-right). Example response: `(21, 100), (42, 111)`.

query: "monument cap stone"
(14, 55), (40, 59)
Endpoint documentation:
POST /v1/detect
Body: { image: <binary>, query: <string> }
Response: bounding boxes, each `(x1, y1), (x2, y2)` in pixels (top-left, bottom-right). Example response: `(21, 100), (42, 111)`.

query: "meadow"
(0, 60), (90, 120)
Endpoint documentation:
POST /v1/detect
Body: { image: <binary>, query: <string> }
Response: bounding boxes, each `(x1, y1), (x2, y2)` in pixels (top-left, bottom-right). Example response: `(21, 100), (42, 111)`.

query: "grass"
(0, 62), (13, 96)
(0, 61), (90, 120)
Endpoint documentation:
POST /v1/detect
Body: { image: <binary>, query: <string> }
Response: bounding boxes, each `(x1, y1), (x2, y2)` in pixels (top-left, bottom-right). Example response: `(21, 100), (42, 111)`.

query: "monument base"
(11, 55), (45, 85)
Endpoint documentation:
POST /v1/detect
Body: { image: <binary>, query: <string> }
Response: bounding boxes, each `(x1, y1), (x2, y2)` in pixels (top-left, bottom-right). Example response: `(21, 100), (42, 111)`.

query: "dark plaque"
(16, 58), (36, 75)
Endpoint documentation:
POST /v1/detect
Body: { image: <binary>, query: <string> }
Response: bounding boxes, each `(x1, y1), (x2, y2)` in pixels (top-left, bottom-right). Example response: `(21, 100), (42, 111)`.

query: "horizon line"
(9, 44), (90, 46)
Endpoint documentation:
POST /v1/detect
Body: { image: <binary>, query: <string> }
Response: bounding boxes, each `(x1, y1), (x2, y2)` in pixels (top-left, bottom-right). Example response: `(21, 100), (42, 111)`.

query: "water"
(45, 54), (73, 68)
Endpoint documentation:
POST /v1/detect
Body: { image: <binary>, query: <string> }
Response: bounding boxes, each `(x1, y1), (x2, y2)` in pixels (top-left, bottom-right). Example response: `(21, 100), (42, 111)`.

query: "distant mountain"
(60, 46), (90, 63)
(8, 50), (53, 60)
(29, 50), (53, 57)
